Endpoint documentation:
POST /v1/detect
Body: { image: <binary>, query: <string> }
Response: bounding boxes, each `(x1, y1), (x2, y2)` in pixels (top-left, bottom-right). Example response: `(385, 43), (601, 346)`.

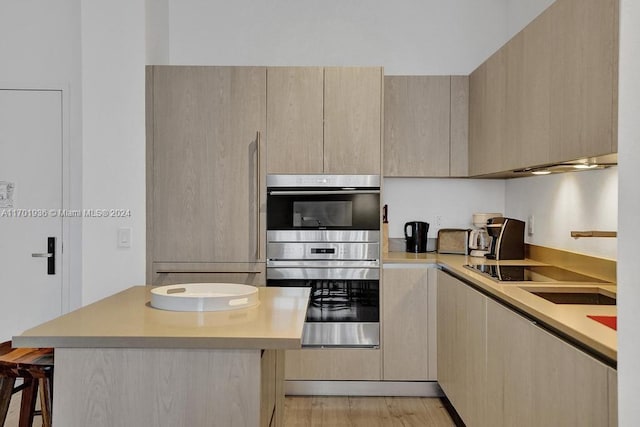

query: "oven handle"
(268, 190), (380, 196)
(267, 267), (380, 281)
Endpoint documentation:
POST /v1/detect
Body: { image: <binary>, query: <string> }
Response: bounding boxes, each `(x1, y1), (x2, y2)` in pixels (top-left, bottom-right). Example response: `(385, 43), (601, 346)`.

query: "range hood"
(477, 153), (617, 179)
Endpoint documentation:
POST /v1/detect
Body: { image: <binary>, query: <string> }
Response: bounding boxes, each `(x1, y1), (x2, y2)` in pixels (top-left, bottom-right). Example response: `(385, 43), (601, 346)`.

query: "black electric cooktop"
(464, 264), (608, 283)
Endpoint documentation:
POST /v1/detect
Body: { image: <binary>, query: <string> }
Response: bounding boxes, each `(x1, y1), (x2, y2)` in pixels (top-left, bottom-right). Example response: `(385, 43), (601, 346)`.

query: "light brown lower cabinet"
(284, 348), (381, 380)
(437, 270), (617, 427)
(382, 266), (437, 380)
(436, 270), (487, 424)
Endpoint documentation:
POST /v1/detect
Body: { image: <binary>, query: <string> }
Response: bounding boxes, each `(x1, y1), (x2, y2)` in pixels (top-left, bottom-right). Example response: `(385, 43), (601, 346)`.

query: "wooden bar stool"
(0, 341), (54, 427)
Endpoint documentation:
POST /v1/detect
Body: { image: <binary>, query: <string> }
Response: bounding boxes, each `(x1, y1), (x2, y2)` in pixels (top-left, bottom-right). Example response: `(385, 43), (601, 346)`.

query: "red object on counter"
(587, 315), (617, 330)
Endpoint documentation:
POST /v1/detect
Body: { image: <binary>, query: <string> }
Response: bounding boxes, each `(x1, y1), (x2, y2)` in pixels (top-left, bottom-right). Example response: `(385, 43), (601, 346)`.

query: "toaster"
(437, 228), (471, 254)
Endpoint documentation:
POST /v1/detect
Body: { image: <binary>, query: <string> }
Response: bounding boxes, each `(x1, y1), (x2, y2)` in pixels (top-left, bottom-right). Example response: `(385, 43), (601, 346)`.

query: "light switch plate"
(527, 215), (534, 236)
(117, 227), (131, 248)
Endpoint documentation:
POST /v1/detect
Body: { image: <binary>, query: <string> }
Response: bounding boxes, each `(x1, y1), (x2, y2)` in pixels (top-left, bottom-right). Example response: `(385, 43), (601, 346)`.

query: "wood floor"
(283, 396), (455, 427)
(4, 393), (454, 426)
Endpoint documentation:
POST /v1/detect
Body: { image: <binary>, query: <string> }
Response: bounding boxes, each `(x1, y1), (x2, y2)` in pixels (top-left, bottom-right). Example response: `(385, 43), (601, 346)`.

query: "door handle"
(31, 237), (55, 275)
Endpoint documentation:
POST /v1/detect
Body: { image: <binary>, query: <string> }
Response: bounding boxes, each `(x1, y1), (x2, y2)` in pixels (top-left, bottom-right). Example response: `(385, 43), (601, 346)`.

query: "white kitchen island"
(13, 286), (310, 427)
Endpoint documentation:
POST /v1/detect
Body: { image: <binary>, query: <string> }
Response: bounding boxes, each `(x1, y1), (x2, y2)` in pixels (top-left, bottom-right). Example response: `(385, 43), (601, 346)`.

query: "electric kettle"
(405, 221), (429, 253)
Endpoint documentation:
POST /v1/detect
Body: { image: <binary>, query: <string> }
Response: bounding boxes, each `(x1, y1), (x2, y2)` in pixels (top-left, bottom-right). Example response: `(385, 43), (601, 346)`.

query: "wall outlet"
(527, 215), (534, 236)
(435, 215), (442, 227)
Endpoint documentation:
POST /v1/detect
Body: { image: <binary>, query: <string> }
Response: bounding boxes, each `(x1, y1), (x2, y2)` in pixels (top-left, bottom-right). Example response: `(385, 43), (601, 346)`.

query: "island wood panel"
(436, 270), (487, 426)
(285, 348), (381, 380)
(450, 76), (469, 177)
(323, 67), (382, 174)
(485, 299), (535, 427)
(151, 66), (266, 264)
(383, 76), (451, 177)
(266, 67), (324, 174)
(549, 0), (618, 162)
(151, 262), (266, 286)
(530, 323), (609, 427)
(382, 267), (430, 380)
(53, 348), (263, 427)
(608, 367), (618, 427)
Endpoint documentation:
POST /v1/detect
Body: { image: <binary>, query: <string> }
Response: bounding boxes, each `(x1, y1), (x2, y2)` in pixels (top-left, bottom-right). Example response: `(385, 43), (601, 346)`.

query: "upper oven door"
(267, 175), (380, 231)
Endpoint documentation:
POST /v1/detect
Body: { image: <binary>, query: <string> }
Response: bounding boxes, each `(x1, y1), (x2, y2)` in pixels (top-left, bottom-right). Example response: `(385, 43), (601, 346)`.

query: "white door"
(0, 89), (63, 342)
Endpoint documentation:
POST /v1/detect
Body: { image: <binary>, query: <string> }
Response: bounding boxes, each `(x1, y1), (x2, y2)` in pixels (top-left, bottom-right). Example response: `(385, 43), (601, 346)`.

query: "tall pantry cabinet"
(146, 66), (267, 285)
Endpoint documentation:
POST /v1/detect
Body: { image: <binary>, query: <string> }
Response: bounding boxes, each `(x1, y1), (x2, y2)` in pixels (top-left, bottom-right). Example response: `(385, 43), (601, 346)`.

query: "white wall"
(0, 0), (83, 310)
(505, 0), (555, 39)
(383, 178), (506, 237)
(146, 0), (170, 65)
(617, 0), (640, 424)
(167, 0), (510, 75)
(505, 167), (618, 259)
(81, 0), (147, 304)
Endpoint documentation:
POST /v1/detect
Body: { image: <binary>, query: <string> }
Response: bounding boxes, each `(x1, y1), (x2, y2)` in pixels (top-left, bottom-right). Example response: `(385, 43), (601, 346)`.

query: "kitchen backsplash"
(383, 177), (506, 238)
(384, 167), (618, 260)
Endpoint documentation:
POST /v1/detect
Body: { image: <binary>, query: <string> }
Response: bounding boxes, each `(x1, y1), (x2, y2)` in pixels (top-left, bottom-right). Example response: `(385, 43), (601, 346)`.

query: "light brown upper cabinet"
(384, 76), (468, 177)
(468, 0), (618, 176)
(266, 67), (324, 174)
(147, 66), (266, 274)
(267, 67), (383, 174)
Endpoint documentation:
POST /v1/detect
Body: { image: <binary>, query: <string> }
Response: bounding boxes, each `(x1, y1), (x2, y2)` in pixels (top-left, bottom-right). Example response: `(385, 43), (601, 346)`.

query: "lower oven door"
(267, 267), (379, 348)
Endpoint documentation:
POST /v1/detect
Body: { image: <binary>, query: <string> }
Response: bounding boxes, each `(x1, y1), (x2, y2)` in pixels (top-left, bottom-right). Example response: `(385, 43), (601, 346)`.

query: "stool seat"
(0, 341), (54, 427)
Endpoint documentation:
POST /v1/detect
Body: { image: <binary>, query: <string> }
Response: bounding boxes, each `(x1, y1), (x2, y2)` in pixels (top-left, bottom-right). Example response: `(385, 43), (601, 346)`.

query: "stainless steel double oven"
(266, 175), (380, 348)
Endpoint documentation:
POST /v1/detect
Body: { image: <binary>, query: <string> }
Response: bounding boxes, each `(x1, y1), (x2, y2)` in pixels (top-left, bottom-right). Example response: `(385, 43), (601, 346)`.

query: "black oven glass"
(267, 193), (380, 230)
(267, 279), (379, 322)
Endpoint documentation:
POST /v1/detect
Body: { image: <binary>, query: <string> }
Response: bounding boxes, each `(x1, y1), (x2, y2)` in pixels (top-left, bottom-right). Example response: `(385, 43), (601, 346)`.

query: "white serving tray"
(150, 283), (260, 312)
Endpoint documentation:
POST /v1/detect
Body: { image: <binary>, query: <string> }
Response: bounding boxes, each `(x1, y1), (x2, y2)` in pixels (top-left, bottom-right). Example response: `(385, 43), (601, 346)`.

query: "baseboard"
(285, 380), (443, 397)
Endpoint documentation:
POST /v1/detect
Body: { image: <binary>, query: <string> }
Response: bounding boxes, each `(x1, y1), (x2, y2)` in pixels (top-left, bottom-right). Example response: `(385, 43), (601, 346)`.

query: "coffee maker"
(405, 221), (429, 253)
(485, 217), (525, 260)
(468, 212), (502, 257)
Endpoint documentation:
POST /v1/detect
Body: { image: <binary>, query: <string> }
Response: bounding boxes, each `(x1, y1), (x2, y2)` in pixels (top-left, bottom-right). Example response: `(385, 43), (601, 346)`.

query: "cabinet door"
(324, 67), (382, 174)
(468, 49), (507, 176)
(384, 76), (451, 177)
(530, 324), (609, 427)
(436, 270), (487, 426)
(284, 348), (381, 380)
(450, 76), (469, 177)
(486, 299), (536, 427)
(151, 66), (266, 263)
(382, 267), (430, 380)
(549, 0), (618, 162)
(266, 67), (324, 174)
(608, 367), (617, 427)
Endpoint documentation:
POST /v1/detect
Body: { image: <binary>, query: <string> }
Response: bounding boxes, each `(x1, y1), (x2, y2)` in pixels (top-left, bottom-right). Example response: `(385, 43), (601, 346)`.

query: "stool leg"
(18, 378), (38, 427)
(0, 376), (17, 425)
(39, 377), (53, 427)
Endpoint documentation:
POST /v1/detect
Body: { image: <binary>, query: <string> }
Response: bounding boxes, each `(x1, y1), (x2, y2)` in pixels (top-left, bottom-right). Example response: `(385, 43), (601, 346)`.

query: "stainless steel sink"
(530, 291), (616, 305)
(524, 288), (616, 305)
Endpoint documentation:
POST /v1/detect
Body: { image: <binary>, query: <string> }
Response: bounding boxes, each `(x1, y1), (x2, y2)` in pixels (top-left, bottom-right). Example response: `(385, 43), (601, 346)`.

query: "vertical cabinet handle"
(256, 131), (261, 261)
(31, 237), (56, 275)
